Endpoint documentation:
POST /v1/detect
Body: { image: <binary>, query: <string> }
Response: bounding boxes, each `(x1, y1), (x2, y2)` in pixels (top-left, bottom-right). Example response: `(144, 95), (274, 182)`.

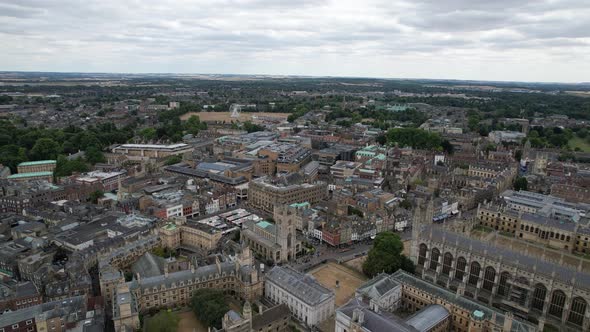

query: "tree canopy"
(145, 310), (179, 332)
(362, 232), (415, 278)
(0, 119), (133, 173)
(514, 177), (528, 191)
(386, 128), (444, 151)
(191, 289), (229, 329)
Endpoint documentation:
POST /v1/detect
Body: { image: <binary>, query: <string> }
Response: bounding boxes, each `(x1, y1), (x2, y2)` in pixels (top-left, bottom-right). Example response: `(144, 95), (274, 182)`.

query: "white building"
(355, 273), (401, 312)
(265, 266), (335, 328)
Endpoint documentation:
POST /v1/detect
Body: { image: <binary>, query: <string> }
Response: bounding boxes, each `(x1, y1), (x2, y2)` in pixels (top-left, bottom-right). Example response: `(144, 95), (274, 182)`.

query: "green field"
(568, 136), (590, 152)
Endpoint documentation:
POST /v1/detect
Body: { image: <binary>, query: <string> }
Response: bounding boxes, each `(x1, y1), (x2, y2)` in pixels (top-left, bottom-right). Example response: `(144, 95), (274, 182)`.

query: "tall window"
(442, 253), (453, 275)
(418, 244), (427, 265)
(548, 290), (566, 318)
(455, 257), (467, 280)
(568, 297), (587, 326)
(468, 262), (481, 285)
(482, 267), (496, 291)
(430, 248), (440, 270)
(531, 284), (547, 311)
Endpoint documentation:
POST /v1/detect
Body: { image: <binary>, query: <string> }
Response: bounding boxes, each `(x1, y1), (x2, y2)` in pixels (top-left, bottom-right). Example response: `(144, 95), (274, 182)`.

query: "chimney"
(503, 312), (513, 331)
(164, 266), (169, 278)
(352, 308), (364, 325)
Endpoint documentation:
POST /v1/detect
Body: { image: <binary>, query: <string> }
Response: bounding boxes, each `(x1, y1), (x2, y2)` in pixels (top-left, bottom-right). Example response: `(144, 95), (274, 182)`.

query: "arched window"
(442, 253), (453, 276)
(418, 244), (427, 266)
(455, 257), (467, 281)
(497, 272), (511, 296)
(430, 248), (440, 270)
(568, 297), (587, 326)
(482, 266), (496, 291)
(468, 261), (481, 285)
(548, 290), (566, 318)
(531, 283), (547, 311)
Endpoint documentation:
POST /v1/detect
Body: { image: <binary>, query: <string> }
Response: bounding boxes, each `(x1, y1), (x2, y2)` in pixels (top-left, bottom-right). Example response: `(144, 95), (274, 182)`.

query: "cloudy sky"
(1, 0), (589, 82)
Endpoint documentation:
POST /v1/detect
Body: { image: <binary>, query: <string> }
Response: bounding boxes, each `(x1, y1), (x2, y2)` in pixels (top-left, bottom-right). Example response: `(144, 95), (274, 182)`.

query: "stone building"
(241, 206), (301, 263)
(112, 143), (193, 159)
(159, 220), (222, 252)
(216, 302), (291, 332)
(477, 203), (590, 254)
(265, 266), (334, 328)
(126, 250), (262, 312)
(16, 160), (56, 174)
(413, 223), (590, 331)
(341, 270), (537, 332)
(248, 177), (327, 214)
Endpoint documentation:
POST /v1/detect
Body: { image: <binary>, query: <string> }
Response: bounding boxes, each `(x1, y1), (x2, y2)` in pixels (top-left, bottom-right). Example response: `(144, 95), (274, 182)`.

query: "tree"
(441, 140), (454, 154)
(386, 128), (442, 150)
(184, 115), (207, 135)
(242, 121), (264, 133)
(54, 156), (89, 177)
(146, 310), (179, 332)
(514, 177), (528, 191)
(85, 146), (106, 164)
(0, 145), (28, 172)
(89, 190), (104, 204)
(30, 138), (61, 160)
(139, 128), (157, 141)
(348, 206), (364, 218)
(165, 155), (183, 165)
(362, 232), (414, 277)
(399, 199), (412, 210)
(191, 289), (229, 329)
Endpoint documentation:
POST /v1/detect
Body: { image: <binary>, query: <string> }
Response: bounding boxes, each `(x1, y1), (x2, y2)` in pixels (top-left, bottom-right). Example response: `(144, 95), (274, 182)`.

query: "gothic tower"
(275, 205), (296, 261)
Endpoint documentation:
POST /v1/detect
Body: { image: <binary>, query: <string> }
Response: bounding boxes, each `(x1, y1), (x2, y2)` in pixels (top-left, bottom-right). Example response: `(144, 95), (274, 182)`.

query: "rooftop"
(266, 266), (334, 306)
(18, 160), (56, 166)
(8, 171), (53, 179)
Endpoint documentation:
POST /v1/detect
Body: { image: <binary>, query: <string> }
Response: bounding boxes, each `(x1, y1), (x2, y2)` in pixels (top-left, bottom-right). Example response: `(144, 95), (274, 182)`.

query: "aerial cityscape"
(1, 1), (590, 332)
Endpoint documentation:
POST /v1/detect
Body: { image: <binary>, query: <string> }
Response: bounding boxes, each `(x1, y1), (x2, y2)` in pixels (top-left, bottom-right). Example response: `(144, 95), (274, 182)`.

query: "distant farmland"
(180, 111), (290, 122)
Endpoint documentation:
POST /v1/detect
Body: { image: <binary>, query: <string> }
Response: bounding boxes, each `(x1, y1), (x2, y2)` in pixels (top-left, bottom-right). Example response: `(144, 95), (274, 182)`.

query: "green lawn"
(569, 136), (590, 152)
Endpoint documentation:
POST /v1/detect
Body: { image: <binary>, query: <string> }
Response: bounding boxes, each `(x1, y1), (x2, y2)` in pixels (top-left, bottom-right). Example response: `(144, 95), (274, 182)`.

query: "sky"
(1, 0), (590, 82)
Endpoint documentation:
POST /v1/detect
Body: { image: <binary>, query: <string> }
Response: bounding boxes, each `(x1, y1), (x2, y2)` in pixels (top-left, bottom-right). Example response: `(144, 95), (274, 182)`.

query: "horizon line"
(0, 70), (588, 86)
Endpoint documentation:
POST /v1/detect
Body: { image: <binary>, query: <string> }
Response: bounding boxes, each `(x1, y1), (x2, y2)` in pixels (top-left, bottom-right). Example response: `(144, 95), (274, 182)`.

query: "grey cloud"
(0, 0), (589, 81)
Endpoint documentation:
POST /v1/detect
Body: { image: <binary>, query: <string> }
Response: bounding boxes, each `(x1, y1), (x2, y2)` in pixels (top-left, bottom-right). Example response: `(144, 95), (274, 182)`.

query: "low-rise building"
(112, 143), (193, 159)
(17, 160), (56, 174)
(7, 172), (53, 183)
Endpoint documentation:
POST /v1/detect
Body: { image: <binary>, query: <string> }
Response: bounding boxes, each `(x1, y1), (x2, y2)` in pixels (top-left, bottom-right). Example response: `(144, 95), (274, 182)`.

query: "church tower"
(275, 205), (296, 261)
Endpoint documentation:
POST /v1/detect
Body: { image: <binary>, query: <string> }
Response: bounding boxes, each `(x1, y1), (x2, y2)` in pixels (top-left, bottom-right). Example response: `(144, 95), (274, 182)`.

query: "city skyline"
(1, 0), (590, 83)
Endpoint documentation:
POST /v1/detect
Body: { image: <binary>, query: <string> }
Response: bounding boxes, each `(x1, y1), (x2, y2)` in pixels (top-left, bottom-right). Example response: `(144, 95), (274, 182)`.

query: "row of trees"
(0, 120), (132, 173)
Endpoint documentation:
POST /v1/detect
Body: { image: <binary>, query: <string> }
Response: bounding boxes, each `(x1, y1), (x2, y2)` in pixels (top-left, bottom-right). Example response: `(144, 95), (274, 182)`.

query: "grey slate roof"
(251, 303), (290, 330)
(131, 252), (166, 278)
(356, 273), (400, 301)
(421, 225), (590, 290)
(405, 304), (450, 332)
(130, 261), (240, 291)
(391, 270), (537, 332)
(265, 266), (334, 306)
(337, 297), (417, 332)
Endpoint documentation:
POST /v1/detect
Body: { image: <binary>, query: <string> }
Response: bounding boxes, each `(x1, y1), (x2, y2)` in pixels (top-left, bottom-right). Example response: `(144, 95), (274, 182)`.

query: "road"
(289, 230), (412, 272)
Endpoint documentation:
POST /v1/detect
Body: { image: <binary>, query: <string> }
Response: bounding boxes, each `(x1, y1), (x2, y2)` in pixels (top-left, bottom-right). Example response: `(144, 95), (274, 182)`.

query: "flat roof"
(18, 160), (56, 166)
(257, 221), (272, 229)
(116, 143), (188, 149)
(8, 171), (53, 179)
